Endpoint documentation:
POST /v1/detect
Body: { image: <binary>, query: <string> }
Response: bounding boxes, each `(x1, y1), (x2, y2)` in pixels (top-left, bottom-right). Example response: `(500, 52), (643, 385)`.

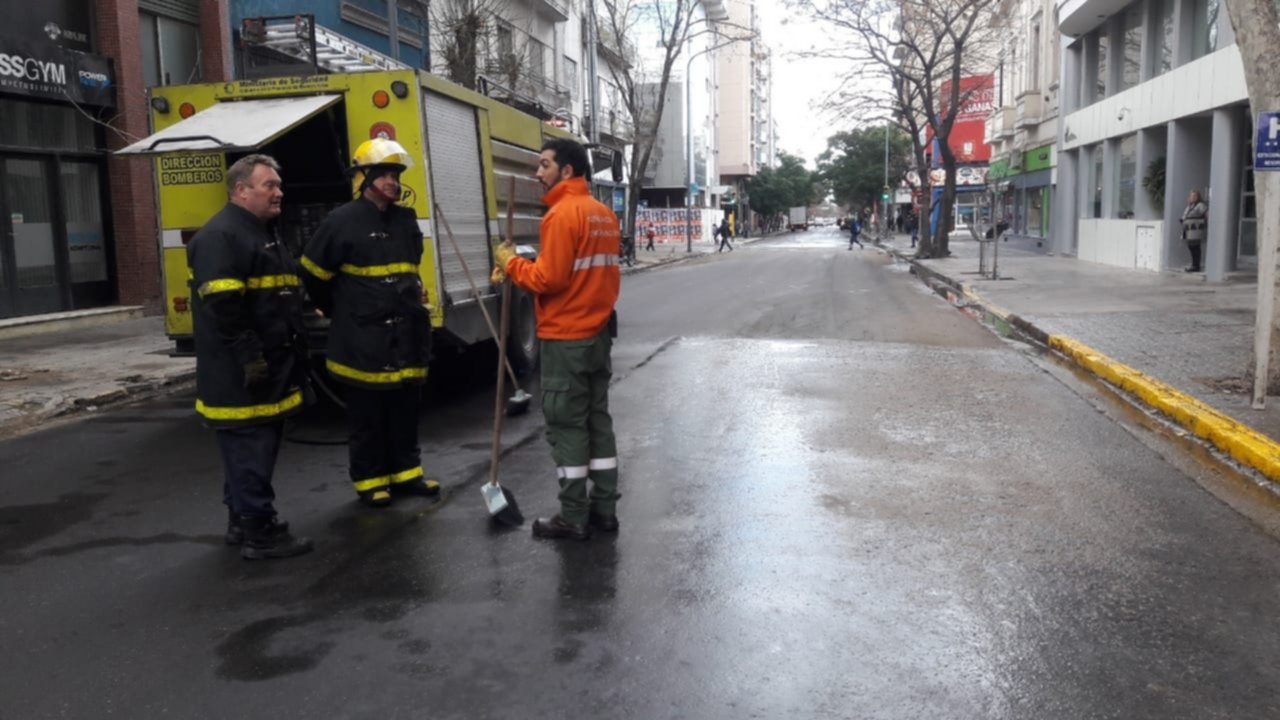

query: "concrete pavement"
(878, 232), (1280, 486)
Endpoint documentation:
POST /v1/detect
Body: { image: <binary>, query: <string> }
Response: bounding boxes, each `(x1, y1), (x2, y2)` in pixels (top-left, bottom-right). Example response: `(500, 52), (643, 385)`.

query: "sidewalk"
(0, 316), (195, 439)
(878, 232), (1280, 481)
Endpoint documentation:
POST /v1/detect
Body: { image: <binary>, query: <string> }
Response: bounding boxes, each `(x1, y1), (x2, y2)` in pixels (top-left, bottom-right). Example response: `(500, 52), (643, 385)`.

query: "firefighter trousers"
(345, 385), (423, 495)
(541, 330), (619, 525)
(217, 422), (283, 518)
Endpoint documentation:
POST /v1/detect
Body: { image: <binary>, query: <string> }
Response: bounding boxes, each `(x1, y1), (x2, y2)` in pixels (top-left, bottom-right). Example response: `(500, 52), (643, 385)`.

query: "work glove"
(494, 241), (517, 273)
(490, 265), (507, 284)
(242, 356), (270, 389)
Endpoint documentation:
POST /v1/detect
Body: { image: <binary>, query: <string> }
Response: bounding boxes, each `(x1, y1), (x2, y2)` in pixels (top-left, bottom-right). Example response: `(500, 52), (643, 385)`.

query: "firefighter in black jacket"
(302, 139), (438, 508)
(188, 154), (313, 560)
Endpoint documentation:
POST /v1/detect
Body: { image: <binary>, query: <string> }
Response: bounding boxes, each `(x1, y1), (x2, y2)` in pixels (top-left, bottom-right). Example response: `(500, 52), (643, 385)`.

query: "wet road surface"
(3, 228), (1280, 718)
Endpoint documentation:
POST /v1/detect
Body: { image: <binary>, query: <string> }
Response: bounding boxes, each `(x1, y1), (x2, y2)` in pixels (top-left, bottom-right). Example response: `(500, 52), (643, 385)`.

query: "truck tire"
(508, 286), (539, 375)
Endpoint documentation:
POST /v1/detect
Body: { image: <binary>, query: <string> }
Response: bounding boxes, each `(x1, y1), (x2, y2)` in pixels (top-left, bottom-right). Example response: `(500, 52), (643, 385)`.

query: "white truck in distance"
(788, 206), (809, 231)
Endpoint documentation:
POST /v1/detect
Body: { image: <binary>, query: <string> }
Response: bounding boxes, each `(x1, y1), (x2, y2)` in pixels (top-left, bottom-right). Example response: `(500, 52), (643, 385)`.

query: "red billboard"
(928, 74), (995, 166)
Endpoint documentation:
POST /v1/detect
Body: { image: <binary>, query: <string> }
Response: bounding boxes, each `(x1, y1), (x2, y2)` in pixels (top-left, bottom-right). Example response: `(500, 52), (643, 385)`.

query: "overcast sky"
(756, 2), (863, 168)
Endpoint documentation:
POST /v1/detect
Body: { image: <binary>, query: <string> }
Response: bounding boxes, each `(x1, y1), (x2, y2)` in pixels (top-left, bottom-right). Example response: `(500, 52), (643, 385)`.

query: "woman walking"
(1180, 190), (1208, 273)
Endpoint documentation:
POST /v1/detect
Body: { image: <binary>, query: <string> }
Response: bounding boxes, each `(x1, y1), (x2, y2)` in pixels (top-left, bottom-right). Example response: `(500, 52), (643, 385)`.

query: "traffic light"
(881, 186), (891, 201)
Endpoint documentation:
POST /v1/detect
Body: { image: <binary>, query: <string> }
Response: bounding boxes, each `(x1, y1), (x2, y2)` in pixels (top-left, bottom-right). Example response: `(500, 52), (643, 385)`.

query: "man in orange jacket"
(494, 138), (621, 540)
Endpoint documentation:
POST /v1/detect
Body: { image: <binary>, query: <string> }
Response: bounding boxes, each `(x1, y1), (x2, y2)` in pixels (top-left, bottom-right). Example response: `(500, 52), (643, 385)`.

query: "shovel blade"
(481, 482), (509, 515)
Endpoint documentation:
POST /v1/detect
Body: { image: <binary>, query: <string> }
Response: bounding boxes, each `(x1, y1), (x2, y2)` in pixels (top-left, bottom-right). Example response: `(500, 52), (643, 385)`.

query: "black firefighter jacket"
(301, 198), (431, 390)
(187, 203), (310, 428)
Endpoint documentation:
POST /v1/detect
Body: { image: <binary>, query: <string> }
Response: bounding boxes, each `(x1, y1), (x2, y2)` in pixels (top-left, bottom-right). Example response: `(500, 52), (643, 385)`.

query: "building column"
(1171, 0), (1195, 67)
(96, 0), (160, 312)
(1205, 107), (1243, 280)
(200, 0), (233, 82)
(1054, 149), (1079, 255)
(1140, 0), (1160, 81)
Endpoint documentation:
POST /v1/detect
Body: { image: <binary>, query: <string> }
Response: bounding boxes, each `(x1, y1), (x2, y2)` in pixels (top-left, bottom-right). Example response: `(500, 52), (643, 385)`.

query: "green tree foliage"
(816, 125), (913, 211)
(748, 152), (818, 217)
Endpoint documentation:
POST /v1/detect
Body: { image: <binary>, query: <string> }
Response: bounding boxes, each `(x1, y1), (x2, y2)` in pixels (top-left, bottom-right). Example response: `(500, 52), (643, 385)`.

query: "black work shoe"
(237, 515), (314, 560)
(225, 514), (289, 546)
(532, 514), (591, 541)
(587, 512), (619, 533)
(389, 477), (441, 497)
(358, 489), (393, 508)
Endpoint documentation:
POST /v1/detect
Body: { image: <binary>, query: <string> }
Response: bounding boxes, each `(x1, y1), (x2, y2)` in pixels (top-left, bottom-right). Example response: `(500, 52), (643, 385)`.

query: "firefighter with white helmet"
(301, 138), (440, 507)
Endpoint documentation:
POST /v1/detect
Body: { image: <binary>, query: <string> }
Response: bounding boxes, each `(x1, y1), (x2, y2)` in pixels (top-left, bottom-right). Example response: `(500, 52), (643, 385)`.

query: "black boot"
(532, 514), (591, 541)
(588, 511), (619, 533)
(225, 511), (289, 546)
(238, 514), (314, 560)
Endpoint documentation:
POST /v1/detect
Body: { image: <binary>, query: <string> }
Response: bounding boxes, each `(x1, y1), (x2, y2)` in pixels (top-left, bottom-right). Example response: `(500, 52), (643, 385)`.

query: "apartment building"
(983, 0), (1061, 243)
(716, 0), (773, 230)
(1052, 0), (1249, 279)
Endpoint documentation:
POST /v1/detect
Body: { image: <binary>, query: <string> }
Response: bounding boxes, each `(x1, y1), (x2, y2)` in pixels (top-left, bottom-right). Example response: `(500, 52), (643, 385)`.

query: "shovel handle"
(489, 279), (512, 487)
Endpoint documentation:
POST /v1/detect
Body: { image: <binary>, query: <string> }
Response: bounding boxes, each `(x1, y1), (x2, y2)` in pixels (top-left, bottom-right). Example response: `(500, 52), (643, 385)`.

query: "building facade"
(984, 0), (1061, 244)
(716, 0), (773, 231)
(0, 0), (231, 320)
(1052, 0), (1248, 279)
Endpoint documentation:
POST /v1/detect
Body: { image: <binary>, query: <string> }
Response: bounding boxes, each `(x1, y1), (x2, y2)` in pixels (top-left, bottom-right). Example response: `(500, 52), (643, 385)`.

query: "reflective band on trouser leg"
(557, 466), (590, 479)
(389, 467), (438, 490)
(353, 474), (391, 492)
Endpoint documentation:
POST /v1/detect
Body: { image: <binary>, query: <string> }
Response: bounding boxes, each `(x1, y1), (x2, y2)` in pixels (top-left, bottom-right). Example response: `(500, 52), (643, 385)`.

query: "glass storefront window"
(1117, 135), (1137, 218)
(0, 100), (96, 151)
(139, 12), (200, 86)
(6, 159), (57, 290)
(61, 162), (108, 284)
(1028, 188), (1045, 237)
(1192, 0), (1220, 59)
(1095, 29), (1109, 102)
(1159, 0), (1175, 74)
(1121, 6), (1142, 91)
(1092, 146), (1104, 218)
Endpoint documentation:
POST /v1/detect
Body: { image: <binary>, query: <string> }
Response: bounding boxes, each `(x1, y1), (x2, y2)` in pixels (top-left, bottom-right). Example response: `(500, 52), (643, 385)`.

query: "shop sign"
(14, 0), (94, 52)
(0, 36), (114, 107)
(1256, 111), (1280, 172)
(1024, 144), (1053, 172)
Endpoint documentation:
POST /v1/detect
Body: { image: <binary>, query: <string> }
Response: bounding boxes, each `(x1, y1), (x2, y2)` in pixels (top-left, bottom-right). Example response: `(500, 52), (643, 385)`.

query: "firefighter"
(188, 154), (314, 560)
(494, 138), (622, 540)
(301, 138), (438, 508)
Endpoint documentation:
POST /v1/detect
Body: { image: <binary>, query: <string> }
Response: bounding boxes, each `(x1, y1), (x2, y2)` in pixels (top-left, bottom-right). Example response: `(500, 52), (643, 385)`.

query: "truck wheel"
(508, 287), (539, 375)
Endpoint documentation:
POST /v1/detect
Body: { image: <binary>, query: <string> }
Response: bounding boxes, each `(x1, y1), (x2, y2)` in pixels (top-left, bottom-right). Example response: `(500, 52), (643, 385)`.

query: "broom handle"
(490, 279), (512, 486)
(433, 201), (522, 389)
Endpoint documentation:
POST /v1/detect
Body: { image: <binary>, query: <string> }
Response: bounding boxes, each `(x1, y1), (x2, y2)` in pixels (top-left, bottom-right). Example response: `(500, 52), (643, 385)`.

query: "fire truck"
(118, 21), (587, 382)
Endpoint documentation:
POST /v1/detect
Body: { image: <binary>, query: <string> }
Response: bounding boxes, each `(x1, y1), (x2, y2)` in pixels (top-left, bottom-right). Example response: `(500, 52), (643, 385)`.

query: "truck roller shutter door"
(424, 92), (490, 302)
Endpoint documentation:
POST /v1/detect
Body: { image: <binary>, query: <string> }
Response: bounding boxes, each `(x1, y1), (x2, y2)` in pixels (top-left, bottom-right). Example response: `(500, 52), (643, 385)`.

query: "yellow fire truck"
(119, 67), (572, 375)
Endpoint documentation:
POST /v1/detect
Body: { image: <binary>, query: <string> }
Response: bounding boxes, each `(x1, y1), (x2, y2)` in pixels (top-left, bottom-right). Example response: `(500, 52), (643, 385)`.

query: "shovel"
(480, 275), (524, 526)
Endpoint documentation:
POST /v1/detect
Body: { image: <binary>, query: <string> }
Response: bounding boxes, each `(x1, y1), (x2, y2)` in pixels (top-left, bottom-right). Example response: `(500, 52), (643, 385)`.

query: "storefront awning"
(116, 94), (342, 155)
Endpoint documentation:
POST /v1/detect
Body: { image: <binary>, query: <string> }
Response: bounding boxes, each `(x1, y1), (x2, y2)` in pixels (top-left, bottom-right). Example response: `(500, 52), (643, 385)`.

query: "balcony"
(524, 0), (569, 22)
(983, 112), (1002, 146)
(997, 106), (1016, 138)
(1015, 91), (1042, 129)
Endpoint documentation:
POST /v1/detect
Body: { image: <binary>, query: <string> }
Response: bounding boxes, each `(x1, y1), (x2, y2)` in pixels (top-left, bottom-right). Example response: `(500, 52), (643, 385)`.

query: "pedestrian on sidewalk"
(644, 222), (656, 251)
(187, 154), (313, 560)
(848, 213), (864, 250)
(301, 138), (439, 509)
(493, 138), (622, 541)
(716, 217), (734, 252)
(1180, 190), (1208, 273)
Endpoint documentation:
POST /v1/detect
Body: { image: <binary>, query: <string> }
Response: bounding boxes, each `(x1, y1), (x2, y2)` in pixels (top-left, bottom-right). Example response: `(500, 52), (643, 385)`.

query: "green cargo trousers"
(540, 330), (618, 526)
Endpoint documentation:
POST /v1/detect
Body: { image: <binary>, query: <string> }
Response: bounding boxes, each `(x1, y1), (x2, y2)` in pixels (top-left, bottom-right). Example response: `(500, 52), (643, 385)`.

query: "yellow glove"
(490, 265), (507, 284)
(493, 241), (517, 271)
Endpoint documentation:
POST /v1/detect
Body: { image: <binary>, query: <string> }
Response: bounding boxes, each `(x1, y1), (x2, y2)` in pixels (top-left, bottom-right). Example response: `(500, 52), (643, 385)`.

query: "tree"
(791, 0), (1002, 257)
(430, 0), (538, 94)
(817, 125), (912, 211)
(747, 151), (818, 219)
(1221, 0), (1280, 398)
(594, 0), (753, 238)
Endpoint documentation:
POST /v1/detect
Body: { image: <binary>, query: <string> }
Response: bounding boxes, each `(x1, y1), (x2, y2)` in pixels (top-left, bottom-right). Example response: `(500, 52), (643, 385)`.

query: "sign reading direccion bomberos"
(159, 153), (224, 186)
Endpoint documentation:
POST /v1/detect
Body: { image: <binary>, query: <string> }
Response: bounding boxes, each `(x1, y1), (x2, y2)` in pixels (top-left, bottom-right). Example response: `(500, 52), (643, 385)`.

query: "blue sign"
(1256, 111), (1280, 171)
(690, 183), (699, 195)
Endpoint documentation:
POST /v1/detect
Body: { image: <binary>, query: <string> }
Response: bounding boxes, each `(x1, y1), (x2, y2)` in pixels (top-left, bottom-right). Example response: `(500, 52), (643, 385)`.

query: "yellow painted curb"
(1050, 335), (1280, 483)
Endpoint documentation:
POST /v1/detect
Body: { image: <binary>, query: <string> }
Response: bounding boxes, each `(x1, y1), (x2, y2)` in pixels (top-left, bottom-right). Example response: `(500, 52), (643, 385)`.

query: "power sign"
(1255, 111), (1280, 171)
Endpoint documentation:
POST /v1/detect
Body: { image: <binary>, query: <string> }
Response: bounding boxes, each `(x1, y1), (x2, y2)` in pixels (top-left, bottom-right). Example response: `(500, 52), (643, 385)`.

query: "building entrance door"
(0, 157), (68, 318)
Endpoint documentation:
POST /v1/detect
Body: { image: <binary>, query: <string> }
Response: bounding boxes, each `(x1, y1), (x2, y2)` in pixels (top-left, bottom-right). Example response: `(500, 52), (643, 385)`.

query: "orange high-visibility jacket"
(505, 177), (621, 340)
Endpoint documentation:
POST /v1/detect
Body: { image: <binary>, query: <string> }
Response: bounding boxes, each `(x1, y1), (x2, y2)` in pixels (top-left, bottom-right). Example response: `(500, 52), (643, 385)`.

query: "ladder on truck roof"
(241, 14), (409, 78)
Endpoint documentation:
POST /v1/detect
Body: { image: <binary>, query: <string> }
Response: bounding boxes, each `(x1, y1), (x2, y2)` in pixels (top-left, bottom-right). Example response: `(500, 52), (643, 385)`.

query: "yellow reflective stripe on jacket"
(195, 389), (304, 421)
(245, 274), (300, 290)
(326, 358), (428, 384)
(339, 262), (419, 277)
(301, 255), (335, 281)
(198, 278), (247, 298)
(353, 475), (391, 492)
(390, 467), (425, 484)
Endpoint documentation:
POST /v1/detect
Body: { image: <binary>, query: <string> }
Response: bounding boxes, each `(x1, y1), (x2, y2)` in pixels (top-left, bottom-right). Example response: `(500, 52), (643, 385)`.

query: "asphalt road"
(3, 227), (1280, 718)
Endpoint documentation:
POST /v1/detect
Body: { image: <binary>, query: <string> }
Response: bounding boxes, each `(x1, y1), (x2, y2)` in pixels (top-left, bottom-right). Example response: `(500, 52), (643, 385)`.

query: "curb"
(0, 368), (196, 441)
(881, 241), (1280, 486)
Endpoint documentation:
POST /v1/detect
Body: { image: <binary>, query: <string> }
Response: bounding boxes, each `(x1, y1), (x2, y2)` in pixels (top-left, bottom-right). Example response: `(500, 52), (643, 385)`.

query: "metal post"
(884, 123), (890, 237)
(686, 50), (694, 253)
(586, 0), (601, 145)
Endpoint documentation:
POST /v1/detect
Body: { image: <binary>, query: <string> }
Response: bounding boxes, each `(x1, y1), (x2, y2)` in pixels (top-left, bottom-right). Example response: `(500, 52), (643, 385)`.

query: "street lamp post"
(883, 123), (890, 237)
(682, 34), (744, 252)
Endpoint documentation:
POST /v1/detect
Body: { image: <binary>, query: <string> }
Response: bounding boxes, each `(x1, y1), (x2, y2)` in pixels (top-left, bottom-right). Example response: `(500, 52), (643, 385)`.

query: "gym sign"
(0, 36), (114, 107)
